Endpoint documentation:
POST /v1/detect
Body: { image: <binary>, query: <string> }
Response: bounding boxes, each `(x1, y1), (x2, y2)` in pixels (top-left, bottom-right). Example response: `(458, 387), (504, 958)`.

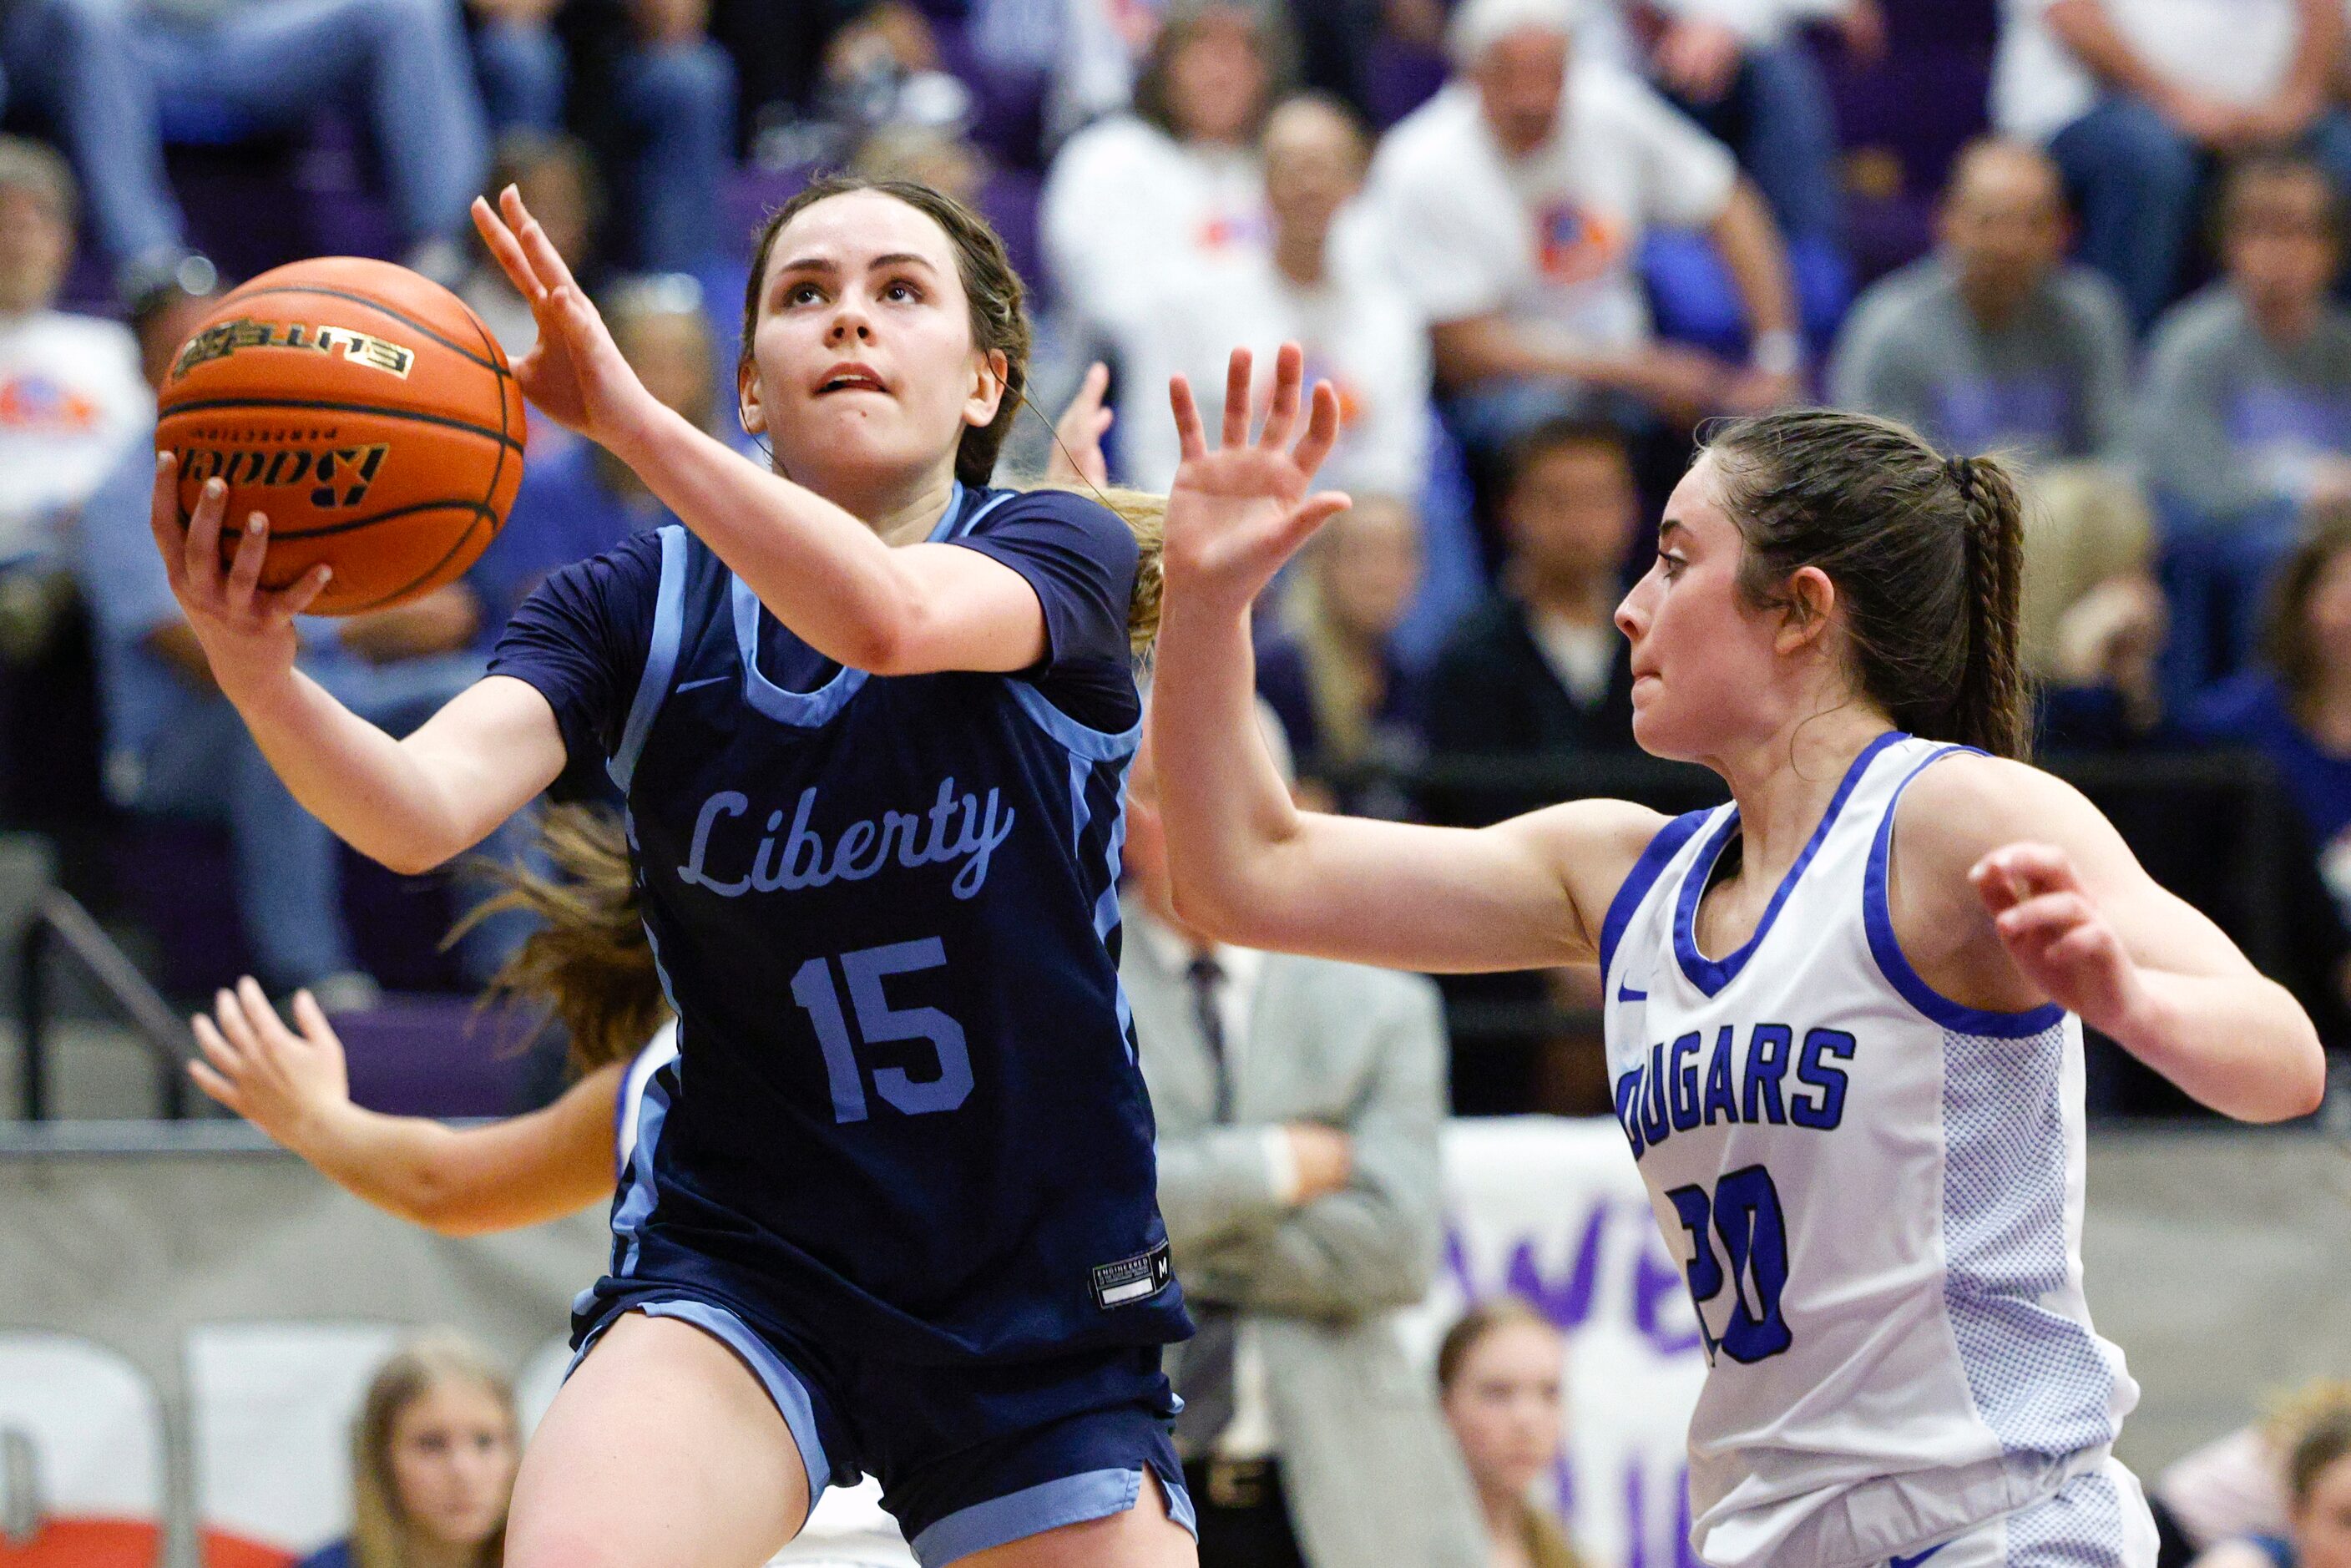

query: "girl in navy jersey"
(148, 178), (1196, 1567)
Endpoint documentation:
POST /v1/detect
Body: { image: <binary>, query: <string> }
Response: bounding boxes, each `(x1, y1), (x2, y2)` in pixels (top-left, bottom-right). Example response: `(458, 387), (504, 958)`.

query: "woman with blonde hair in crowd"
(2189, 1383), (2351, 1568)
(296, 1333), (520, 1568)
(1437, 1298), (1583, 1568)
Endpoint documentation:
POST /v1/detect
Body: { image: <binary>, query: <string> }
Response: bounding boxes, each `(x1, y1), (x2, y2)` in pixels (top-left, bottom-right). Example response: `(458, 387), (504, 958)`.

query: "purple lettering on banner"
(1626, 1459), (1649, 1568)
(1633, 1224), (1705, 1358)
(1503, 1205), (1608, 1330)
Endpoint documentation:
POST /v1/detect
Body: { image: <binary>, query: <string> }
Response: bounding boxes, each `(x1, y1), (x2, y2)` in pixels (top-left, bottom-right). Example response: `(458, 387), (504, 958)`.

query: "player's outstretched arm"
(1151, 343), (1664, 973)
(473, 188), (1055, 680)
(1900, 756), (2326, 1123)
(149, 456), (567, 874)
(190, 977), (623, 1235)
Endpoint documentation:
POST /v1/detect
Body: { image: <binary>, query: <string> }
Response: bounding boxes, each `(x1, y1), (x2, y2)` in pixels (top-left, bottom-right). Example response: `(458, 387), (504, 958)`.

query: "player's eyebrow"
(774, 252), (938, 278)
(1657, 518), (1690, 544)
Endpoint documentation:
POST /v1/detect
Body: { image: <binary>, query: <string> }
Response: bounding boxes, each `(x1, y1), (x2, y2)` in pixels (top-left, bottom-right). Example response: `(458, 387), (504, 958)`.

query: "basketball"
(155, 256), (524, 616)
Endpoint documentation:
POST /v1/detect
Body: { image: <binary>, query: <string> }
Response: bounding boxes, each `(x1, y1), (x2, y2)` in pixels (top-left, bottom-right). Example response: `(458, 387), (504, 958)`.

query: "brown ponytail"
(452, 805), (666, 1075)
(1701, 409), (2033, 759)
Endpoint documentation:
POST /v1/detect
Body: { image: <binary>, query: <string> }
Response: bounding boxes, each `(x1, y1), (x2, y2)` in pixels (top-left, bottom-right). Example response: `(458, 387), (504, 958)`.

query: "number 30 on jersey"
(1666, 1164), (1794, 1364)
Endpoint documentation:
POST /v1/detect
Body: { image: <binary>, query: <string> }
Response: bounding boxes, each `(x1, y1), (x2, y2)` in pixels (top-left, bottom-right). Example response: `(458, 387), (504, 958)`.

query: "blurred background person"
(2190, 1387), (2351, 1568)
(1116, 92), (1430, 501)
(1828, 135), (2161, 742)
(296, 1332), (518, 1568)
(458, 131), (604, 363)
(1254, 495), (1424, 814)
(1991, 0), (2351, 329)
(2140, 151), (2351, 703)
(1120, 713), (1485, 1568)
(1367, 0), (1801, 474)
(1437, 1298), (1581, 1568)
(1040, 2), (1284, 371)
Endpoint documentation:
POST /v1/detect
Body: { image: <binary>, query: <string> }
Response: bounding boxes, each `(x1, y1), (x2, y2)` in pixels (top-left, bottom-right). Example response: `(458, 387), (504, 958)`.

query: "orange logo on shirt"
(1535, 203), (1624, 286)
(0, 374), (103, 432)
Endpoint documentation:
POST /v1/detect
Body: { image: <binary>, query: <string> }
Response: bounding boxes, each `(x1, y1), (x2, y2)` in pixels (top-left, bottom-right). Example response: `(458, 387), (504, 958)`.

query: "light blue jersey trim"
(730, 484), (1002, 726)
(1672, 730), (1904, 996)
(1008, 680), (1142, 760)
(610, 1057), (670, 1277)
(1864, 745), (2066, 1038)
(911, 1467), (1188, 1566)
(607, 525), (688, 792)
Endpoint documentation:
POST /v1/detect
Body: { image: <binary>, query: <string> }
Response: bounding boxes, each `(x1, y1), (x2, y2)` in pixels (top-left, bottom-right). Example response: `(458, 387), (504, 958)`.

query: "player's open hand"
(149, 456), (332, 695)
(190, 977), (352, 1154)
(1044, 361), (1114, 491)
(1165, 343), (1351, 612)
(471, 185), (654, 448)
(1970, 842), (2145, 1037)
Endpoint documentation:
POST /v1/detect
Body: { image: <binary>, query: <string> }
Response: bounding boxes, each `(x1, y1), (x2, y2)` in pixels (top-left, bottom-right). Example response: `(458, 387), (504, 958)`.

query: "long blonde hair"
(349, 1333), (517, 1568)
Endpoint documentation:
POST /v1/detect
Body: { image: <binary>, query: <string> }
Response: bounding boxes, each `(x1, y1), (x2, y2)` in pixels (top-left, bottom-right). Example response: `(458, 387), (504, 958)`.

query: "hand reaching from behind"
(1969, 843), (2147, 1039)
(1164, 343), (1351, 615)
(148, 458), (334, 700)
(471, 185), (660, 451)
(190, 977), (354, 1155)
(1045, 361), (1114, 490)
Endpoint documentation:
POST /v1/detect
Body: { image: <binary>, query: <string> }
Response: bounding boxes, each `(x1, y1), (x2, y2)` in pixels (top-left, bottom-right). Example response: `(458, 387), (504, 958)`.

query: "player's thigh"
(958, 1470), (1196, 1568)
(505, 1311), (811, 1568)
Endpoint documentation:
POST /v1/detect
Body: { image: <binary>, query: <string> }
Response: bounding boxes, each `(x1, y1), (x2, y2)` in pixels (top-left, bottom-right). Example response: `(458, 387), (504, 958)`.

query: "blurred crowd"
(3, 0), (2351, 1115)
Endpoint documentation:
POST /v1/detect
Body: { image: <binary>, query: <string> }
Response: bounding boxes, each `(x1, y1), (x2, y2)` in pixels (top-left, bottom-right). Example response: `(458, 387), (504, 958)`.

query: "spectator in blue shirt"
(296, 1332), (519, 1568)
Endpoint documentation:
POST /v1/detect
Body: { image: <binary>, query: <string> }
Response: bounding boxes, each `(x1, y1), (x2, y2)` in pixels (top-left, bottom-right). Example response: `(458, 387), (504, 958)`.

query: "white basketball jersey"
(1600, 733), (2139, 1568)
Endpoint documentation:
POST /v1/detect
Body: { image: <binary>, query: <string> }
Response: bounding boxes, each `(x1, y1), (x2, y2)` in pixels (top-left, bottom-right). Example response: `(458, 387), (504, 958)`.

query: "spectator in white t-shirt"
(1991, 0), (2351, 329)
(1366, 0), (1802, 466)
(0, 137), (148, 582)
(1039, 2), (1282, 362)
(1116, 94), (1431, 498)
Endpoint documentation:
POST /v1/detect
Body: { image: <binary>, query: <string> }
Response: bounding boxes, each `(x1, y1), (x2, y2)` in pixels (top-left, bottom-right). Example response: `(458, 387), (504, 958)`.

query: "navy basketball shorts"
(571, 1283), (1196, 1565)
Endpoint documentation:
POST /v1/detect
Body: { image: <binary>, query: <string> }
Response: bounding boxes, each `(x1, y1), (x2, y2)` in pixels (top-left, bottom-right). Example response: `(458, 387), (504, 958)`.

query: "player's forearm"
(287, 1100), (475, 1230)
(2110, 969), (2327, 1122)
(604, 401), (935, 673)
(1711, 181), (1797, 341)
(217, 666), (485, 874)
(1149, 594), (1313, 942)
(1430, 315), (1622, 390)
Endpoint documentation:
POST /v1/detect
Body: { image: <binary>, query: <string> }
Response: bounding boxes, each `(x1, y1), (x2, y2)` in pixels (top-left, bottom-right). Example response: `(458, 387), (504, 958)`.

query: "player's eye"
(1657, 549), (1687, 579)
(782, 281), (825, 307)
(882, 278), (923, 304)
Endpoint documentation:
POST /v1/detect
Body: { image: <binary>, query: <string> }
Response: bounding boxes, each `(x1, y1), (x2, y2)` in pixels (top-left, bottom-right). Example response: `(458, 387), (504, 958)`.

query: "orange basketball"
(155, 256), (524, 616)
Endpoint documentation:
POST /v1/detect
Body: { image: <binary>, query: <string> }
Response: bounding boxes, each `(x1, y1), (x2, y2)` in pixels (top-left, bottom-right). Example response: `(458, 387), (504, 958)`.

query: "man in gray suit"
(1121, 720), (1487, 1568)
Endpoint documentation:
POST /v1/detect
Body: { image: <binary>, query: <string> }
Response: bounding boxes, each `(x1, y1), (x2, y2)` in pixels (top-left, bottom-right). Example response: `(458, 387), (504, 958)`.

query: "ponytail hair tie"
(1945, 453), (1976, 496)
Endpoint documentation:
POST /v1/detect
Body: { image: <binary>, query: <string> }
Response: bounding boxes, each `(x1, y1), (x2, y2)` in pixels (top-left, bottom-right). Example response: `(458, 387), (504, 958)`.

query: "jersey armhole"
(1864, 746), (2066, 1039)
(1597, 808), (1710, 979)
(606, 524), (688, 793)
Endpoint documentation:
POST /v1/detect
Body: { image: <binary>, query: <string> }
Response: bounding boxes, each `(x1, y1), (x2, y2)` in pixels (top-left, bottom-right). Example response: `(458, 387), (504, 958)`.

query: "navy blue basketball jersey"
(490, 483), (1186, 1367)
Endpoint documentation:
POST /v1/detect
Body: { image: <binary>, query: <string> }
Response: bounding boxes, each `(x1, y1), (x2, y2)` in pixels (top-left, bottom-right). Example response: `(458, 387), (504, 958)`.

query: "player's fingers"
(1221, 348), (1253, 449)
(1993, 891), (2091, 944)
(183, 475), (227, 599)
(471, 195), (544, 303)
(194, 1011), (247, 1075)
(1076, 359), (1110, 411)
(1280, 492), (1352, 554)
(277, 564), (335, 620)
(1291, 380), (1343, 478)
(2041, 923), (2115, 970)
(1170, 375), (1206, 463)
(1980, 842), (2082, 900)
(1258, 343), (1305, 450)
(188, 1058), (245, 1112)
(224, 512), (270, 616)
(149, 451), (191, 592)
(507, 185), (585, 297)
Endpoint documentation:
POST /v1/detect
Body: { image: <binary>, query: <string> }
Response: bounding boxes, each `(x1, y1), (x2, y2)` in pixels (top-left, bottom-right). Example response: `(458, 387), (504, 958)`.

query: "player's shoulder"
(1513, 796), (1686, 952)
(1892, 748), (2105, 874)
(970, 483), (1139, 558)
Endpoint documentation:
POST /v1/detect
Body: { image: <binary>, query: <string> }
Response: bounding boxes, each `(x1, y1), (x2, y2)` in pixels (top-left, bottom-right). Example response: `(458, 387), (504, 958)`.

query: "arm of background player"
(473, 187), (1053, 679)
(149, 457), (567, 875)
(192, 978), (624, 1235)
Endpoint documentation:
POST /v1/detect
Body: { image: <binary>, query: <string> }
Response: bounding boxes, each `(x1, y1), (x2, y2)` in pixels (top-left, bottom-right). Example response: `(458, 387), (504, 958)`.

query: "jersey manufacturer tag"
(1091, 1241), (1172, 1309)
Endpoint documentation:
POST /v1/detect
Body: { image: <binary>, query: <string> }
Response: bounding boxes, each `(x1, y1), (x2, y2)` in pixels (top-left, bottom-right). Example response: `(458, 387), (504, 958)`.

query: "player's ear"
(1775, 566), (1837, 656)
(965, 347), (1009, 430)
(737, 355), (766, 438)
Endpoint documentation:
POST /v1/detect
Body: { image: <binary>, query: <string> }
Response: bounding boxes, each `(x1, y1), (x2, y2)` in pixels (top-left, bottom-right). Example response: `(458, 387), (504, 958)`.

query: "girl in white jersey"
(1148, 348), (2329, 1568)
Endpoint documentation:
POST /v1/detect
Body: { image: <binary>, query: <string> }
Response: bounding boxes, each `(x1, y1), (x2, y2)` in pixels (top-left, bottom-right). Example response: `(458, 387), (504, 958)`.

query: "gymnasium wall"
(1, 1122), (2344, 1568)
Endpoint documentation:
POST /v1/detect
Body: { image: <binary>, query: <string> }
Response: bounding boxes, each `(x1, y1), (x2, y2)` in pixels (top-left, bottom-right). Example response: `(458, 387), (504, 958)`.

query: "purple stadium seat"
(332, 994), (546, 1117)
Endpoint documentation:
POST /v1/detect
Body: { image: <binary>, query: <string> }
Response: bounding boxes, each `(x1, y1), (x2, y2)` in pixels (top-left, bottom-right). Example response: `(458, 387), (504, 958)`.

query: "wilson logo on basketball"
(170, 318), (417, 382)
(173, 442), (391, 509)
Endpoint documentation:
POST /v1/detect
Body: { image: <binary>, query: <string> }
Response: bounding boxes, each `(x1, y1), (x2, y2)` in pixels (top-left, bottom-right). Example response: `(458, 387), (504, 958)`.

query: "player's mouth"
(815, 362), (890, 397)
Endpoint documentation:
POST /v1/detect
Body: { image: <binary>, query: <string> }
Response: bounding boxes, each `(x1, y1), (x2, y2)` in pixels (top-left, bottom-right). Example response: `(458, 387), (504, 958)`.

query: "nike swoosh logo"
(1891, 1546), (1947, 1568)
(675, 675), (731, 693)
(1617, 984), (1647, 1002)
